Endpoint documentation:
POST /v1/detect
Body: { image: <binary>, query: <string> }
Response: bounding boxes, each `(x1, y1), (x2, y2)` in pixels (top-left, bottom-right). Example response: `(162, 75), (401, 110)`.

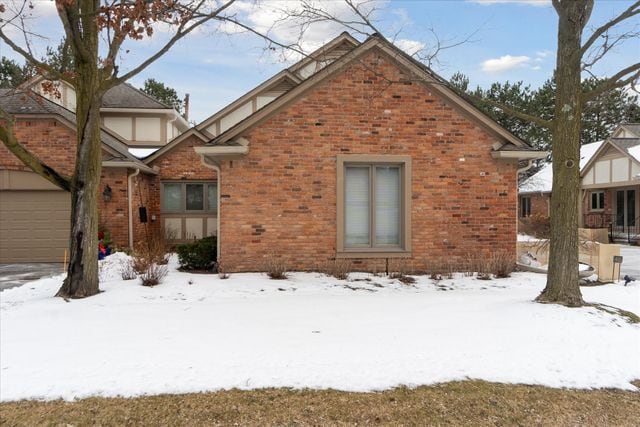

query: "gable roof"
(519, 140), (604, 194)
(143, 127), (209, 164)
(206, 34), (531, 150)
(617, 123), (640, 138)
(0, 88), (155, 173)
(102, 82), (170, 109)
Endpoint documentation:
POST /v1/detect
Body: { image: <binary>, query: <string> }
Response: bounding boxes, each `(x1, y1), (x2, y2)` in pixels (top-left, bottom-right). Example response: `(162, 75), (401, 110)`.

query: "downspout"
(517, 158), (536, 174)
(127, 168), (140, 249)
(199, 155), (221, 262)
(516, 159), (536, 237)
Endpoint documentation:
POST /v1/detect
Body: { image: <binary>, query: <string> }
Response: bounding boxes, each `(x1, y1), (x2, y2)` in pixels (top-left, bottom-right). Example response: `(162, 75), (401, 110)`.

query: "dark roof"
(0, 88), (147, 164)
(621, 123), (640, 137)
(102, 83), (169, 109)
(610, 137), (640, 151)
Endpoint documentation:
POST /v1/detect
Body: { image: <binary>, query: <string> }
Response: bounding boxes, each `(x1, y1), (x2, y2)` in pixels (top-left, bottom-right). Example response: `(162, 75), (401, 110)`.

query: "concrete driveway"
(0, 264), (63, 291)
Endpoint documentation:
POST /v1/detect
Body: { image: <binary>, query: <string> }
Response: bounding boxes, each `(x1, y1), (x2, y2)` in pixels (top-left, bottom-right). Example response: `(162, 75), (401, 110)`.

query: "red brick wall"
(518, 193), (549, 219)
(146, 134), (218, 244)
(217, 50), (518, 272)
(0, 119), (77, 175)
(582, 188), (614, 227)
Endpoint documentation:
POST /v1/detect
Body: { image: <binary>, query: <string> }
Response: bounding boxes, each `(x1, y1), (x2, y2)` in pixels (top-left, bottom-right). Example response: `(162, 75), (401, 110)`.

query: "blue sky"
(1, 0), (638, 122)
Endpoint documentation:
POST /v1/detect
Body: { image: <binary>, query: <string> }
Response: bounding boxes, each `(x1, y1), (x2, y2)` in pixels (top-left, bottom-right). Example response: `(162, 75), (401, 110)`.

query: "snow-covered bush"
(120, 259), (137, 280)
(139, 263), (168, 287)
(177, 236), (216, 271)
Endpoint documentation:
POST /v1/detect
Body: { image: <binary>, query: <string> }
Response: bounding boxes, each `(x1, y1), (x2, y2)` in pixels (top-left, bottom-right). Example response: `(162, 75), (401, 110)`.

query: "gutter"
(102, 160), (157, 175)
(127, 168), (141, 249)
(491, 150), (549, 160)
(198, 155), (221, 263)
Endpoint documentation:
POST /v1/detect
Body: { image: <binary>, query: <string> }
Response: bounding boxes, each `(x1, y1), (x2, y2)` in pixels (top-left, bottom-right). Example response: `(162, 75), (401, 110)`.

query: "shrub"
(519, 214), (550, 239)
(120, 259), (137, 280)
(140, 263), (168, 287)
(325, 259), (352, 280)
(266, 254), (288, 280)
(177, 236), (217, 271)
(490, 251), (515, 278)
(389, 259), (416, 284)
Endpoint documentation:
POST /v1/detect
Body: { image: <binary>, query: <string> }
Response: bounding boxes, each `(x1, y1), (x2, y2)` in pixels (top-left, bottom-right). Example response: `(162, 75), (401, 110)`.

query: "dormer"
(25, 77), (189, 147)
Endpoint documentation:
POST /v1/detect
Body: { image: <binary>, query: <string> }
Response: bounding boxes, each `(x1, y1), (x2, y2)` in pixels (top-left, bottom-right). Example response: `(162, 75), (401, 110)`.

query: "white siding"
(104, 116), (133, 140)
(582, 168), (594, 185)
(611, 158), (629, 182)
(136, 117), (161, 142)
(256, 95), (277, 109)
(219, 102), (253, 133)
(594, 161), (610, 184)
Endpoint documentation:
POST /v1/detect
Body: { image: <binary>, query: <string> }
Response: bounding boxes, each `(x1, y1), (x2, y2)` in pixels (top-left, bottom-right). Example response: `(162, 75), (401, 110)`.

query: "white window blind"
(345, 166), (370, 246)
(375, 166), (401, 245)
(162, 183), (182, 212)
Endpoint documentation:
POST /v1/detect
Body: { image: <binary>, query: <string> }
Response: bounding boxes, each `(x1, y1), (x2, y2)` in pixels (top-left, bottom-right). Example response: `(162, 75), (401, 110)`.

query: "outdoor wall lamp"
(102, 185), (113, 202)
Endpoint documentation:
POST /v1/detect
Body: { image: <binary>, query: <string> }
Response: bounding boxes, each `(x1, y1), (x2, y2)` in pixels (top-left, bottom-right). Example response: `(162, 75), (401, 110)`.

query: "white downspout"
(127, 168), (140, 249)
(517, 158), (536, 174)
(199, 155), (221, 262)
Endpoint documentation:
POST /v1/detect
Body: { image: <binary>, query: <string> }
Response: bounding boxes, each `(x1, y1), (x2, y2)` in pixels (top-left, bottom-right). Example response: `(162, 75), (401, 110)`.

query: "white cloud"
(395, 39), (425, 56)
(535, 49), (553, 58)
(468, 0), (550, 6)
(480, 55), (531, 72)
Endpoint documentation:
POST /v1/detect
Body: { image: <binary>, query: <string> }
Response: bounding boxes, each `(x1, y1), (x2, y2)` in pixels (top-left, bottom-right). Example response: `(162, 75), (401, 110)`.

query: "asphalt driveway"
(0, 264), (63, 291)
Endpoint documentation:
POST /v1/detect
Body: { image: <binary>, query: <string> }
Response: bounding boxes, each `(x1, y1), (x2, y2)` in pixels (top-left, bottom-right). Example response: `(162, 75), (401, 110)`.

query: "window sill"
(589, 209), (605, 213)
(336, 250), (411, 259)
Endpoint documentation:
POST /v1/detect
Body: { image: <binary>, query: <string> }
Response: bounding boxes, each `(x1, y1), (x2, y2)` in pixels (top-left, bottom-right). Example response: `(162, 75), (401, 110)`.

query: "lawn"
(1, 381), (639, 426)
(1, 252), (639, 402)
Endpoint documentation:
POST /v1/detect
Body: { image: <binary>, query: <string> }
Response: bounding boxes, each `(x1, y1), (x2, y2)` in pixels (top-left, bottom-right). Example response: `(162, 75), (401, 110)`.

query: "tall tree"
(0, 0), (312, 298)
(0, 56), (26, 88)
(141, 78), (183, 113)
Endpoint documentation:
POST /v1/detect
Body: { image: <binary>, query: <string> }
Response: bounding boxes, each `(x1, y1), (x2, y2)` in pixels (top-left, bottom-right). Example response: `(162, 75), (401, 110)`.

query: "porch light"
(102, 185), (113, 202)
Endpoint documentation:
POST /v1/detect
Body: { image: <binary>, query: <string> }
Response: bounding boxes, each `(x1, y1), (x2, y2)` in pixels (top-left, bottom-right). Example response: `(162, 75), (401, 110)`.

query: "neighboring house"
(518, 123), (640, 243)
(0, 82), (184, 262)
(1, 32), (544, 269)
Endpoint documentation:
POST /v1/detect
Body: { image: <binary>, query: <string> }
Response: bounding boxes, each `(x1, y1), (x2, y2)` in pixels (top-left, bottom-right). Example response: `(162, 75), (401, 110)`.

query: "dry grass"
(265, 253), (288, 280)
(1, 381), (638, 426)
(324, 259), (352, 280)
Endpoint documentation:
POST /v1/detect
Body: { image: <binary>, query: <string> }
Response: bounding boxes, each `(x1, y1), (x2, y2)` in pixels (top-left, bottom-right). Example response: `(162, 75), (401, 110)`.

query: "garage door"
(1, 178), (71, 262)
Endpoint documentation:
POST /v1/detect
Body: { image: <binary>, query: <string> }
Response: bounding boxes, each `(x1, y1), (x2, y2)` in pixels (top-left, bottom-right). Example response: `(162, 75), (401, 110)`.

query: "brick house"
(518, 123), (640, 243)
(1, 33), (545, 269)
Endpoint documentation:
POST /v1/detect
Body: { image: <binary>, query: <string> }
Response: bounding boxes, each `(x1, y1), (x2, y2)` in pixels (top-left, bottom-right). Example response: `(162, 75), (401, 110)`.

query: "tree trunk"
(56, 2), (103, 298)
(536, 1), (593, 307)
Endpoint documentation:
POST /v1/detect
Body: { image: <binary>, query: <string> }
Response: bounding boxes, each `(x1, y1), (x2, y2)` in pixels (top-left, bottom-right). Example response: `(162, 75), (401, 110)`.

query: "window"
(520, 197), (531, 218)
(337, 155), (411, 256)
(590, 191), (604, 211)
(161, 182), (217, 213)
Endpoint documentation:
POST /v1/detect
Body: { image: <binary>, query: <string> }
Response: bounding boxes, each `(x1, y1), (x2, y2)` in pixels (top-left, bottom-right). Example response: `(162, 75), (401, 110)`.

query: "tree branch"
(581, 0), (640, 56)
(458, 91), (552, 129)
(582, 62), (640, 101)
(0, 29), (68, 83)
(108, 0), (237, 86)
(0, 112), (71, 191)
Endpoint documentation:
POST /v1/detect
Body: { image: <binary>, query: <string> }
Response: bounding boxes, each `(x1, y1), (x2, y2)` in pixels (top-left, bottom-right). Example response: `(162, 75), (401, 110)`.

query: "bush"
(177, 236), (217, 271)
(519, 214), (550, 239)
(140, 263), (168, 287)
(325, 259), (351, 280)
(490, 251), (515, 278)
(120, 259), (137, 280)
(266, 254), (288, 280)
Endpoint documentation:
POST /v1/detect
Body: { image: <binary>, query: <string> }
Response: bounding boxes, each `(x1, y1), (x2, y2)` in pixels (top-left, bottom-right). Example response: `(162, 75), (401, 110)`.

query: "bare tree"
(0, 0), (312, 298)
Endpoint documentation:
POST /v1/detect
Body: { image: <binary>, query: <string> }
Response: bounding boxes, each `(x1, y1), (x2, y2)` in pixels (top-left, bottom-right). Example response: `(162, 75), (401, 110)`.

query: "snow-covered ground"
(1, 253), (639, 402)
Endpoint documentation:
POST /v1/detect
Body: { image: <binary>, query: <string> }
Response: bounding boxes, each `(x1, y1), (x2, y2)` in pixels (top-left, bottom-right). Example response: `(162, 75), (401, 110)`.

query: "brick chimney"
(183, 93), (190, 122)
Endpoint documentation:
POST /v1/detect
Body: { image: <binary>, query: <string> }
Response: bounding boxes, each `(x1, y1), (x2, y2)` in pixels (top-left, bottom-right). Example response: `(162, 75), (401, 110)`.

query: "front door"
(615, 188), (636, 228)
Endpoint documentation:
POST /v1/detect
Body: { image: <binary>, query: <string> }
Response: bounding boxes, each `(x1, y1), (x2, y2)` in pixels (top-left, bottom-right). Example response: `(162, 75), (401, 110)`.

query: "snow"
(519, 140), (604, 194)
(128, 148), (159, 159)
(1, 253), (639, 402)
(628, 145), (640, 163)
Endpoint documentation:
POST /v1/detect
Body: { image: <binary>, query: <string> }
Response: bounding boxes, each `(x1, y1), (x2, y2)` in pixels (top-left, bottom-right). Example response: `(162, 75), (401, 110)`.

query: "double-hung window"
(590, 191), (604, 211)
(337, 155), (411, 256)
